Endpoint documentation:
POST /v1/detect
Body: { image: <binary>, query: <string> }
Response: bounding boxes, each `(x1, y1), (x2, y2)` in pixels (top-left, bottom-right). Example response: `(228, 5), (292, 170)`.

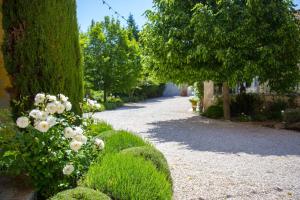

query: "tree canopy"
(141, 0), (300, 91)
(81, 16), (141, 102)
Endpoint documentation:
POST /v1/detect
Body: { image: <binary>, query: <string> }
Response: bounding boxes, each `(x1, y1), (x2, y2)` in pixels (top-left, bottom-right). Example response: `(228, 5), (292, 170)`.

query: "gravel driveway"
(93, 96), (300, 200)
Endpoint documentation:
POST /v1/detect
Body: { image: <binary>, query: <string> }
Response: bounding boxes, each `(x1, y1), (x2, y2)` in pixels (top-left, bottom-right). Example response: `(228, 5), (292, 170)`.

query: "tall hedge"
(2, 0), (83, 115)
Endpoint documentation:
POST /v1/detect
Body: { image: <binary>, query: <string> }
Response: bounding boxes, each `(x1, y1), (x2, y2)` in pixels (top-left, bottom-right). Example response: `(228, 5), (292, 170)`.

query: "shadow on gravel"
(146, 116), (300, 156)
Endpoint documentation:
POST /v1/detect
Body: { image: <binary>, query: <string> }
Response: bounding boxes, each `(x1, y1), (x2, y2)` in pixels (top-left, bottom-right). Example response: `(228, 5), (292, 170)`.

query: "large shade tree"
(82, 16), (141, 102)
(141, 0), (300, 119)
(2, 0), (83, 115)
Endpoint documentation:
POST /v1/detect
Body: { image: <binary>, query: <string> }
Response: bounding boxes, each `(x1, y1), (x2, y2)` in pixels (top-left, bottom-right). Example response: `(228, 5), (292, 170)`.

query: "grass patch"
(84, 154), (172, 200)
(86, 122), (113, 137)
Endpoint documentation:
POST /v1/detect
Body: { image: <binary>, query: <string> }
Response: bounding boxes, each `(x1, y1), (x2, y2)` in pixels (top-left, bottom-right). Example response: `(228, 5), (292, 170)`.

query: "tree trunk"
(222, 82), (231, 120)
(103, 89), (107, 103)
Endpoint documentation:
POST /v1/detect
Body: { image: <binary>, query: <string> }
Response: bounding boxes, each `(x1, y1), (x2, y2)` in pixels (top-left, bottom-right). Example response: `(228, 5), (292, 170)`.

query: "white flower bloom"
(73, 133), (83, 142)
(87, 99), (95, 106)
(80, 135), (88, 144)
(58, 94), (68, 102)
(46, 102), (57, 114)
(73, 127), (83, 135)
(56, 103), (65, 114)
(46, 116), (56, 127)
(35, 121), (50, 133)
(64, 127), (75, 138)
(70, 140), (83, 152)
(16, 117), (30, 128)
(46, 95), (57, 102)
(39, 111), (48, 121)
(34, 93), (45, 105)
(63, 164), (74, 175)
(95, 138), (105, 150)
(29, 109), (42, 119)
(64, 101), (72, 111)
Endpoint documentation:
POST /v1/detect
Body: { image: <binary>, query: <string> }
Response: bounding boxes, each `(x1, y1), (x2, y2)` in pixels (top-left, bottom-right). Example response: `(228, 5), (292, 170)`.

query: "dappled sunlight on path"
(93, 97), (300, 200)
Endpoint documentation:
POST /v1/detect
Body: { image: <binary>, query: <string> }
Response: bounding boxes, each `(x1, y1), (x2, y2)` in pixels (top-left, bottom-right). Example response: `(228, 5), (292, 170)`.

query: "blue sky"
(76, 0), (153, 32)
(77, 0), (300, 32)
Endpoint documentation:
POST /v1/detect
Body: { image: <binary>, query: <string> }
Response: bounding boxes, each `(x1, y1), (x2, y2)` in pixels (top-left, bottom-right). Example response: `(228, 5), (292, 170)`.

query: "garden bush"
(50, 187), (111, 200)
(84, 154), (172, 200)
(283, 108), (300, 123)
(0, 94), (104, 198)
(202, 105), (224, 119)
(265, 99), (288, 120)
(86, 122), (113, 137)
(100, 130), (148, 154)
(230, 93), (262, 116)
(121, 146), (172, 184)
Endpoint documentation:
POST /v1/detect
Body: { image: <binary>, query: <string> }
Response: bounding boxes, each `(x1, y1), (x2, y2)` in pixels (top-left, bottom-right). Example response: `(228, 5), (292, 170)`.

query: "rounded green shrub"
(86, 122), (113, 137)
(121, 146), (172, 184)
(99, 130), (148, 154)
(202, 105), (224, 119)
(84, 154), (172, 200)
(50, 187), (111, 200)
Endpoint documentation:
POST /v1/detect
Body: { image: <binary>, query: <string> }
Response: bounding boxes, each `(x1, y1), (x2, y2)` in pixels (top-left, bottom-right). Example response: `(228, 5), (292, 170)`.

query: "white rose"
(46, 116), (56, 127)
(56, 103), (65, 114)
(46, 102), (57, 114)
(73, 127), (83, 135)
(73, 133), (83, 142)
(94, 103), (101, 109)
(70, 140), (83, 152)
(16, 117), (30, 128)
(95, 138), (105, 150)
(35, 121), (50, 133)
(64, 101), (72, 111)
(87, 99), (95, 106)
(29, 109), (42, 119)
(64, 127), (75, 138)
(39, 111), (48, 121)
(58, 94), (68, 102)
(80, 135), (88, 144)
(34, 93), (45, 105)
(63, 164), (74, 175)
(46, 95), (57, 102)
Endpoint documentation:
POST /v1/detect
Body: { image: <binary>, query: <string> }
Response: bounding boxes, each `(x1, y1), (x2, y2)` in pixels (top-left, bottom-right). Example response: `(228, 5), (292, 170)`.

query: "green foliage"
(230, 93), (263, 117)
(121, 146), (172, 184)
(266, 99), (288, 120)
(202, 105), (224, 119)
(50, 187), (111, 200)
(2, 0), (83, 116)
(283, 108), (300, 123)
(86, 122), (113, 137)
(141, 0), (300, 101)
(103, 97), (124, 110)
(84, 154), (172, 200)
(82, 16), (141, 102)
(1, 94), (101, 198)
(100, 131), (147, 154)
(127, 14), (139, 41)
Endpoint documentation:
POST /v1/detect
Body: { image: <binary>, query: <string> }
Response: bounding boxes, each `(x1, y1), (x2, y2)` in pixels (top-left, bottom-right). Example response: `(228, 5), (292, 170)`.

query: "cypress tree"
(2, 0), (83, 115)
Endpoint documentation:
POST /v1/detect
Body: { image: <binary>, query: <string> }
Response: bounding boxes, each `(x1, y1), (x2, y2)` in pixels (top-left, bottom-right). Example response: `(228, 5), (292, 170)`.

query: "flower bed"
(1, 93), (173, 199)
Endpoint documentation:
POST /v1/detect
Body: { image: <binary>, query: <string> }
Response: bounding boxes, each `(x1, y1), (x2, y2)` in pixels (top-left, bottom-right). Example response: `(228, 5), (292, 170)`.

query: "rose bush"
(1, 93), (104, 198)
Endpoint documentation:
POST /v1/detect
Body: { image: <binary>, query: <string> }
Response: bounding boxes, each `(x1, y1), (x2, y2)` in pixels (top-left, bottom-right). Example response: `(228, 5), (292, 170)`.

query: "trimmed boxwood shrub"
(84, 154), (172, 200)
(202, 105), (224, 119)
(121, 146), (172, 185)
(86, 122), (113, 137)
(2, 0), (83, 116)
(50, 187), (111, 200)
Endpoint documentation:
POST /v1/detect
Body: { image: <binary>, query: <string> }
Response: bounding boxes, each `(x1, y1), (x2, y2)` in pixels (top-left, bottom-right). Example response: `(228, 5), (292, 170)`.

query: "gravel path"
(93, 97), (300, 200)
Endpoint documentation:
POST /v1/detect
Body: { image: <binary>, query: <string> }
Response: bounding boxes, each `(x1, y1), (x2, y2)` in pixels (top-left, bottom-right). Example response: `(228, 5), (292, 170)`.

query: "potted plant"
(189, 97), (199, 112)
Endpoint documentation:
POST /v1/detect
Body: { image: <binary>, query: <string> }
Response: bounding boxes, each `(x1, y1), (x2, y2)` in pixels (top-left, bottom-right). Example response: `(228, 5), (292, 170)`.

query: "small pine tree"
(127, 14), (139, 41)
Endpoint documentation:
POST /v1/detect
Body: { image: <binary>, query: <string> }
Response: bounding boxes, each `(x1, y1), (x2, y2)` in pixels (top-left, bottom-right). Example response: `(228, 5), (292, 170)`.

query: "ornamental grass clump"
(4, 93), (105, 198)
(86, 121), (113, 137)
(84, 154), (172, 200)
